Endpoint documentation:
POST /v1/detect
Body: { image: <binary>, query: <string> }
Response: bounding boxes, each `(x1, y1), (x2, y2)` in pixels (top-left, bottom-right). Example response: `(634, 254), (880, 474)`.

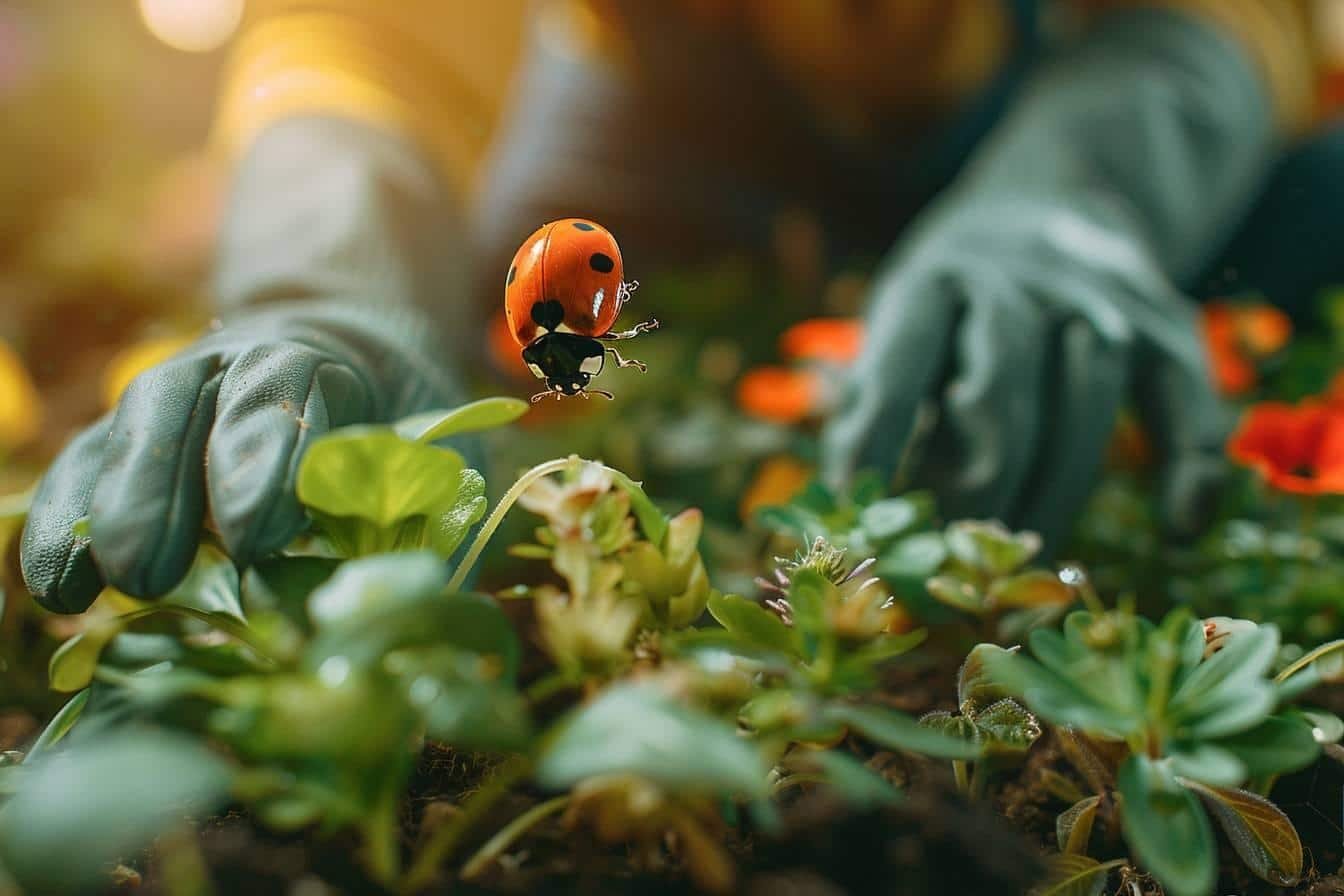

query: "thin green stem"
(448, 455), (627, 593)
(460, 795), (570, 880)
(401, 754), (533, 893)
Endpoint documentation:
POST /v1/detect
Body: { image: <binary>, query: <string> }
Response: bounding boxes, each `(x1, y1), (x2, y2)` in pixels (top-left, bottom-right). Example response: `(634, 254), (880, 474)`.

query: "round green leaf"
(307, 551), (449, 627)
(296, 427), (465, 526)
(0, 729), (232, 894)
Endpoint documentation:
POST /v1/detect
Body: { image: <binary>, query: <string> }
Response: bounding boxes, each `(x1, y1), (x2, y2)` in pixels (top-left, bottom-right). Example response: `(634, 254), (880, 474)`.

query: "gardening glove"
(823, 8), (1271, 548)
(22, 117), (475, 613)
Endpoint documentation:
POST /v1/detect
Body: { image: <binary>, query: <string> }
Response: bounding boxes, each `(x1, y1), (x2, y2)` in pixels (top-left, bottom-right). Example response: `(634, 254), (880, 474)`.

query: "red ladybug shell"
(504, 218), (625, 347)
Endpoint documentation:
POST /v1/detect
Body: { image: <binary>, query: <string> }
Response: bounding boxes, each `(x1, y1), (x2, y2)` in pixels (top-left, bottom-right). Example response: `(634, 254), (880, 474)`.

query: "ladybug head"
(548, 370), (592, 396)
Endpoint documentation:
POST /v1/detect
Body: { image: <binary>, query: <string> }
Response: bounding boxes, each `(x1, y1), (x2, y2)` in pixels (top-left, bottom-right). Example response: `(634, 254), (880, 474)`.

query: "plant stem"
(460, 795), (570, 880)
(952, 760), (970, 793)
(401, 754), (533, 893)
(448, 455), (628, 593)
(525, 670), (579, 704)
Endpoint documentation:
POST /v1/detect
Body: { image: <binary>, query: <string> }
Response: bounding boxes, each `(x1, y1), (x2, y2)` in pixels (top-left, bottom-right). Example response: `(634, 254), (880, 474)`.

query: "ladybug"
(504, 218), (658, 402)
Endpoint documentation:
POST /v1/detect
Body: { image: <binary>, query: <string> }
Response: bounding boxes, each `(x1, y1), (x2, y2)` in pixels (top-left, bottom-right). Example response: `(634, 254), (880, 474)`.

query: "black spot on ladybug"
(506, 265), (516, 285)
(589, 252), (615, 273)
(572, 221), (596, 231)
(530, 299), (565, 331)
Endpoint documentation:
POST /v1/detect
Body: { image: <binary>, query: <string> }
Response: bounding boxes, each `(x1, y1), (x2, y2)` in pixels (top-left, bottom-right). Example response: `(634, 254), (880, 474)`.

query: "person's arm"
(20, 2), (526, 613)
(823, 1), (1314, 546)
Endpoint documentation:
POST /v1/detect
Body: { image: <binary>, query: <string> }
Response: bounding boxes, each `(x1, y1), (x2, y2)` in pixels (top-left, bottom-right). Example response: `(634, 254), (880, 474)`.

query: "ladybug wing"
(503, 223), (553, 347)
(544, 219), (625, 337)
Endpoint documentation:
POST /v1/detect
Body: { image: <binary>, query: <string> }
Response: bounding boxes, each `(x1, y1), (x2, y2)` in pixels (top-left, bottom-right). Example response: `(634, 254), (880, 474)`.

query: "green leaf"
(429, 468), (487, 558)
(926, 575), (987, 613)
(945, 521), (1039, 576)
(161, 544), (244, 620)
(242, 555), (340, 628)
(537, 684), (768, 797)
(826, 703), (980, 760)
(1117, 755), (1215, 896)
(918, 711), (979, 744)
(25, 690), (89, 761)
(1056, 796), (1099, 855)
(958, 644), (1020, 715)
(0, 729), (232, 895)
(49, 618), (125, 692)
(607, 470), (669, 548)
(1031, 855), (1126, 896)
(1165, 743), (1246, 787)
(806, 750), (900, 808)
(1182, 780), (1302, 886)
(786, 568), (831, 649)
(307, 551), (449, 626)
(1296, 708), (1344, 744)
(419, 679), (532, 752)
(297, 426), (466, 527)
(706, 592), (797, 657)
(309, 588), (519, 679)
(972, 698), (1041, 756)
(989, 570), (1074, 610)
(876, 532), (947, 583)
(1216, 715), (1320, 778)
(859, 498), (919, 541)
(1169, 623), (1279, 716)
(393, 397), (529, 442)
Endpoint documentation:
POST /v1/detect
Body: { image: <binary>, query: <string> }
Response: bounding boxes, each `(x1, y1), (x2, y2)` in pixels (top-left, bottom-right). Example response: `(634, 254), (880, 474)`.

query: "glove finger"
(89, 356), (223, 597)
(206, 341), (374, 567)
(1133, 343), (1235, 537)
(820, 274), (960, 489)
(916, 286), (1047, 522)
(20, 419), (112, 613)
(1014, 319), (1128, 550)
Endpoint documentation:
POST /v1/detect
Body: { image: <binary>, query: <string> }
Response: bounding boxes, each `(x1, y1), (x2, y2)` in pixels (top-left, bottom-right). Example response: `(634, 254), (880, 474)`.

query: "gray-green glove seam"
(22, 117), (473, 613)
(823, 7), (1273, 546)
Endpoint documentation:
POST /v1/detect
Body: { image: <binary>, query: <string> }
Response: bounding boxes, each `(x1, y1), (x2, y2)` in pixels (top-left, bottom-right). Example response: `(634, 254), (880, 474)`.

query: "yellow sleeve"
(213, 1), (528, 193)
(1076, 0), (1317, 133)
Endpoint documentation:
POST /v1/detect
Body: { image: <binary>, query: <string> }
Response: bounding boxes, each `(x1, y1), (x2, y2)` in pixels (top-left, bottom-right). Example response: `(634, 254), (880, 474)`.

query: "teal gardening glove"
(22, 117), (475, 612)
(823, 8), (1272, 546)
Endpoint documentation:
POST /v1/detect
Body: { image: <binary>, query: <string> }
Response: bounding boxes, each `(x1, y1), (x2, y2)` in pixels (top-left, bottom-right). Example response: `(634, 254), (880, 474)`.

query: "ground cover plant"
(1, 287), (1343, 896)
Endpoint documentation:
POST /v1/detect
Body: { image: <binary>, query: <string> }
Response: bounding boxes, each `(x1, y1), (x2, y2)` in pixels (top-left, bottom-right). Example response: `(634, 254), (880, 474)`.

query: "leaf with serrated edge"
(1182, 780), (1302, 886)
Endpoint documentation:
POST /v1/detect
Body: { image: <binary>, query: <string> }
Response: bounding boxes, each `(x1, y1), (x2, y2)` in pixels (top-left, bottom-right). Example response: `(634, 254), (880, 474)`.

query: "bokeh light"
(138, 0), (243, 53)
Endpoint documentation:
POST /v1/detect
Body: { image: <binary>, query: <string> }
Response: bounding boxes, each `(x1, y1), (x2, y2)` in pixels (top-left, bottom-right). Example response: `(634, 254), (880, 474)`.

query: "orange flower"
(779, 317), (863, 364)
(739, 454), (812, 521)
(736, 366), (820, 424)
(1200, 302), (1292, 395)
(1227, 400), (1344, 495)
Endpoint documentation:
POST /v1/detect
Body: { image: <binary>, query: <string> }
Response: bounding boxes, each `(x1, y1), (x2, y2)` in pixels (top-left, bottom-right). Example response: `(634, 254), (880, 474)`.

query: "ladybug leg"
(605, 347), (647, 372)
(599, 318), (659, 341)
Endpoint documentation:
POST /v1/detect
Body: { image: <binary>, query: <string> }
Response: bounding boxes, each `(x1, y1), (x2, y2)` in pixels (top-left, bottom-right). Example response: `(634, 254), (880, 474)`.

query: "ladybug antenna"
(617, 279), (640, 304)
(587, 388), (615, 401)
(530, 389), (562, 403)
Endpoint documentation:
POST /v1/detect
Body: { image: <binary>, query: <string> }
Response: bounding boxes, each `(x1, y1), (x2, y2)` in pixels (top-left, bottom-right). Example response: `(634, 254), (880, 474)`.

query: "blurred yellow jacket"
(214, 0), (1316, 195)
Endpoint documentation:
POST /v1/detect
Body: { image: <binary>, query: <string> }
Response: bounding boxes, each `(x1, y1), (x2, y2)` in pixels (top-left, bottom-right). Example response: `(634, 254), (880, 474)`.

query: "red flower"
(1201, 302), (1292, 395)
(1227, 400), (1344, 495)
